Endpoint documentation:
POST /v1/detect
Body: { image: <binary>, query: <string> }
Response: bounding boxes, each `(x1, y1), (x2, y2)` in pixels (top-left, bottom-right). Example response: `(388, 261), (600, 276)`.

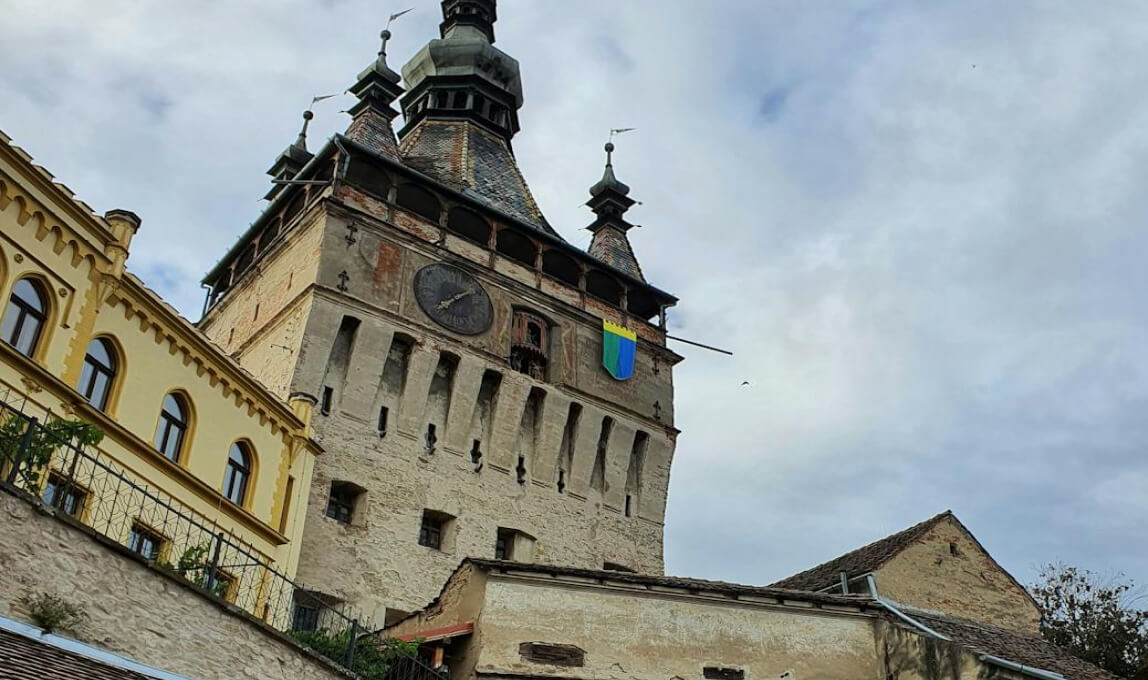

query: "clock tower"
(198, 0), (681, 623)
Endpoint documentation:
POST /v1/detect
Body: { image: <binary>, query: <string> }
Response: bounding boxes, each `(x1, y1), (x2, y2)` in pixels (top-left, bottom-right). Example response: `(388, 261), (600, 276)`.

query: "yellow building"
(0, 127), (322, 624)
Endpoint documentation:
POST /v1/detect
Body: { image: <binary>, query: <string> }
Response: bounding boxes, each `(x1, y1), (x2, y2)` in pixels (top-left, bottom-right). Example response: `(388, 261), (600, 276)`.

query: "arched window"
(510, 310), (550, 381)
(78, 338), (117, 411)
(223, 443), (253, 506)
(1, 278), (48, 357)
(395, 184), (442, 222)
(154, 393), (190, 462)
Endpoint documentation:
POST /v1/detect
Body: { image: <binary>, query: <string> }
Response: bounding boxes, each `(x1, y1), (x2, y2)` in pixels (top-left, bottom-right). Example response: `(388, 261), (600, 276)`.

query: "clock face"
(413, 264), (494, 336)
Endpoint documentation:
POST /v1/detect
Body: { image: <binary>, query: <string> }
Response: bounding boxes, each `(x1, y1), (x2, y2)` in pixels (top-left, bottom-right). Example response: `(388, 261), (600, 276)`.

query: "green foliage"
(289, 628), (422, 679)
(17, 592), (87, 633)
(0, 414), (103, 487)
(158, 543), (231, 598)
(1030, 563), (1148, 677)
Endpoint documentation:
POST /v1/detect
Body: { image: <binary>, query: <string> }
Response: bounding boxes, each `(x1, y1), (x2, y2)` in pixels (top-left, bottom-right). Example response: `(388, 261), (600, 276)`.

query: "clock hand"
(437, 287), (477, 311)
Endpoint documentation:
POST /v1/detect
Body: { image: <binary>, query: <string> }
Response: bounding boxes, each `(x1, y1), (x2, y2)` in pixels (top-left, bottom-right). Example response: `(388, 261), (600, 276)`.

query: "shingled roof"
(0, 628), (154, 680)
(399, 120), (556, 236)
(910, 613), (1121, 680)
(771, 511), (955, 591)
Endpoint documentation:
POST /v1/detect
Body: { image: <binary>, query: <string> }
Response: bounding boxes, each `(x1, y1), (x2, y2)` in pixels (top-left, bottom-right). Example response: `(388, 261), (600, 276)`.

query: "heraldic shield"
(602, 320), (637, 381)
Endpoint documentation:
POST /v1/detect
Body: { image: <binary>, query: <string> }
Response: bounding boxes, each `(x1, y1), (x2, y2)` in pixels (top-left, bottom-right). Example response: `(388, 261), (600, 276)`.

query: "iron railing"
(0, 389), (442, 680)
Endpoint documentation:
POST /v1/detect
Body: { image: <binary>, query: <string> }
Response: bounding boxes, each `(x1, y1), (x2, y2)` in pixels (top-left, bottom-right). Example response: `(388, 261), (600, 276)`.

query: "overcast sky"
(2, 0), (1146, 590)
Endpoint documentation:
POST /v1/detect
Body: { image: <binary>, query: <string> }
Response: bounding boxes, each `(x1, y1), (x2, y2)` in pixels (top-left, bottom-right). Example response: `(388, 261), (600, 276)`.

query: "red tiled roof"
(910, 613), (1121, 680)
(771, 511), (955, 591)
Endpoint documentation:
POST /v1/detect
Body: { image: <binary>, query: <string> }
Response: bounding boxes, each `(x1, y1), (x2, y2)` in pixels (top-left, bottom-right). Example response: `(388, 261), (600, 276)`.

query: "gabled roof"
(907, 613), (1120, 680)
(771, 511), (955, 591)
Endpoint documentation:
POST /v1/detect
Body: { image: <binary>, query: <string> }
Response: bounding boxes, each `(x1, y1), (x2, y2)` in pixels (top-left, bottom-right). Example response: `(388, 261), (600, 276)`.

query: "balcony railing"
(0, 388), (441, 680)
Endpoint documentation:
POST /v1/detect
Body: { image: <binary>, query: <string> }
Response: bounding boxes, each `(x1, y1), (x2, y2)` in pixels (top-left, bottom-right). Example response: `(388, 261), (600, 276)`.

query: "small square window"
(128, 523), (166, 561)
(419, 510), (453, 551)
(42, 474), (87, 518)
(326, 482), (364, 525)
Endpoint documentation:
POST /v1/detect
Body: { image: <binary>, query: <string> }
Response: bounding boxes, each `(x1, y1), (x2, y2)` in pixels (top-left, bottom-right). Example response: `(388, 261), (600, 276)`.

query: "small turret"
(345, 29), (406, 159)
(586, 143), (645, 281)
(265, 111), (316, 201)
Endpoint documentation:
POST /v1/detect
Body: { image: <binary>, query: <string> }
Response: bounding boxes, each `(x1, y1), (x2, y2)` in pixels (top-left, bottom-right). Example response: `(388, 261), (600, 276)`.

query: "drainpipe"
(979, 655), (1065, 680)
(865, 574), (1064, 680)
(866, 574), (951, 640)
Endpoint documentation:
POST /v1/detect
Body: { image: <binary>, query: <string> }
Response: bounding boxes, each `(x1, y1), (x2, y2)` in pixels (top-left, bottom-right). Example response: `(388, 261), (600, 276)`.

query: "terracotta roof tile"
(771, 511), (953, 591)
(910, 613), (1120, 680)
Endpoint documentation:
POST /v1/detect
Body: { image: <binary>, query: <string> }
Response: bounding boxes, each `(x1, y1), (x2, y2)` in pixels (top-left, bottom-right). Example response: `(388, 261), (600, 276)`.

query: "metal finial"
(295, 110), (315, 150)
(379, 29), (392, 58)
(605, 142), (615, 166)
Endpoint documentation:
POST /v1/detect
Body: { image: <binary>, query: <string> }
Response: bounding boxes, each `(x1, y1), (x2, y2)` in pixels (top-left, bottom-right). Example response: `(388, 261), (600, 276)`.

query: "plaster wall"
(473, 578), (882, 680)
(874, 517), (1041, 635)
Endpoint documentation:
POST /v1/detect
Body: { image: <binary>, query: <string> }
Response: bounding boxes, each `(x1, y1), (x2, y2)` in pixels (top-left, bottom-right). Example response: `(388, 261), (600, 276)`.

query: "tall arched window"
(154, 393), (190, 462)
(78, 338), (117, 411)
(1, 278), (48, 357)
(223, 443), (253, 506)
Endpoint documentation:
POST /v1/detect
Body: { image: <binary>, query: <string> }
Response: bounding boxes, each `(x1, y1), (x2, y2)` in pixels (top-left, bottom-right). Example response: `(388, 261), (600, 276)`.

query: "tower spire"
(345, 28), (406, 159)
(440, 0), (497, 43)
(586, 142), (646, 281)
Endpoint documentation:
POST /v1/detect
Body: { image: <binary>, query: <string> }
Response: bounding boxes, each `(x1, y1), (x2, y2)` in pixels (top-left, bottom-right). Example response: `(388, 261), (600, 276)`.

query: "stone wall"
(875, 515), (1041, 635)
(0, 489), (351, 680)
(221, 191), (682, 621)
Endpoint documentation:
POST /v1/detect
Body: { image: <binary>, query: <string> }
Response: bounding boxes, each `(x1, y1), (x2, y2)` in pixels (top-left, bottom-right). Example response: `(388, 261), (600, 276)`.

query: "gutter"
(0, 614), (197, 680)
(864, 574), (1064, 680)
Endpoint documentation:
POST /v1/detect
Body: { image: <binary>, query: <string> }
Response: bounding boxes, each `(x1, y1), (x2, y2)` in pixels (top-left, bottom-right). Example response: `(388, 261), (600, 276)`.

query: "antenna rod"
(666, 335), (734, 356)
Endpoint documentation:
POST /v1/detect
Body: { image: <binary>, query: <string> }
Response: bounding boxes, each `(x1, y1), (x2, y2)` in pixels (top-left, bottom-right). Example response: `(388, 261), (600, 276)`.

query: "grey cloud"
(1, 0), (1144, 589)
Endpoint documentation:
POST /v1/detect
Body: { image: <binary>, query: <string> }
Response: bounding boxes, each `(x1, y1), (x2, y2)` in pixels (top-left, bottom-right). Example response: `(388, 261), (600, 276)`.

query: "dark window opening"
(377, 406), (390, 437)
(704, 669), (745, 680)
(425, 423), (438, 454)
(557, 470), (566, 494)
(345, 159), (393, 199)
(625, 494), (633, 518)
(586, 271), (624, 306)
(128, 523), (166, 561)
(627, 289), (661, 321)
(282, 192), (305, 225)
(471, 439), (483, 466)
(419, 510), (452, 550)
(395, 183), (442, 222)
(542, 250), (580, 286)
(78, 337), (117, 412)
(516, 455), (527, 485)
(223, 442), (253, 506)
(43, 474), (86, 518)
(495, 528), (515, 560)
(950, 542), (961, 557)
(446, 206), (492, 245)
(590, 417), (614, 492)
(519, 643), (585, 668)
(320, 387), (334, 416)
(625, 431), (648, 518)
(557, 403), (582, 492)
(510, 310), (550, 381)
(1, 278), (48, 357)
(291, 590), (339, 633)
(326, 481), (364, 525)
(235, 246), (256, 275)
(496, 229), (538, 267)
(154, 393), (189, 462)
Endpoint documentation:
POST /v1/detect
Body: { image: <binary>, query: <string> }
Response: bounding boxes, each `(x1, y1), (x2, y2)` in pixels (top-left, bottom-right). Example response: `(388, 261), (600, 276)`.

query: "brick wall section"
(0, 490), (352, 680)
